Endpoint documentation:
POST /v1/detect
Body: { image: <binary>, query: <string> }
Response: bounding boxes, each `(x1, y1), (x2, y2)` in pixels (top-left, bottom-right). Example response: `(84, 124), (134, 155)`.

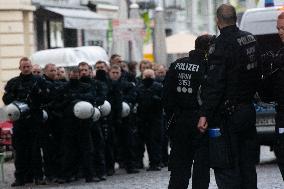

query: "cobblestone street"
(0, 146), (283, 189)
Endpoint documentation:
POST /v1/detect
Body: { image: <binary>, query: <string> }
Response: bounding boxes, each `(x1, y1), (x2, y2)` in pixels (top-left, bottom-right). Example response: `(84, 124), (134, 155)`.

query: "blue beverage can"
(208, 128), (221, 138)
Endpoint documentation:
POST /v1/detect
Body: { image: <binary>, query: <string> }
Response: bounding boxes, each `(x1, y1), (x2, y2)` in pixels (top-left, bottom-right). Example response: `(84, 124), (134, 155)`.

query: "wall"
(0, 0), (36, 107)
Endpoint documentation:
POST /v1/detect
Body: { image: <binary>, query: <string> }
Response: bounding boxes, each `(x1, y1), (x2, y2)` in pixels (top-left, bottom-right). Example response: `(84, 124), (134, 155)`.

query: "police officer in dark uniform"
(260, 12), (284, 180)
(89, 64), (108, 181)
(57, 68), (81, 183)
(153, 64), (169, 167)
(3, 57), (45, 187)
(198, 4), (260, 189)
(164, 34), (212, 189)
(59, 62), (103, 183)
(41, 63), (65, 181)
(94, 61), (114, 178)
(78, 62), (106, 182)
(274, 11), (284, 180)
(136, 69), (163, 171)
(108, 64), (139, 174)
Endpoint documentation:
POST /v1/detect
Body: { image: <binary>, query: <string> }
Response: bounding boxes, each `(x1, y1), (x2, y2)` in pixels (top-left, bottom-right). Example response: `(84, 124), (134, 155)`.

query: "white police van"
(240, 6), (283, 149)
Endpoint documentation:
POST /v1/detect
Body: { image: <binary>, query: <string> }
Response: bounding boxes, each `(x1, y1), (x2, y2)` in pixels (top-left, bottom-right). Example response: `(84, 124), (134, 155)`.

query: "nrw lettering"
(178, 73), (192, 80)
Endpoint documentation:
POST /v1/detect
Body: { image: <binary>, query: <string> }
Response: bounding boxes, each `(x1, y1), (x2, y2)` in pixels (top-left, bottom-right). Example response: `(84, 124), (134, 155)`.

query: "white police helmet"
(73, 101), (94, 119)
(4, 101), (30, 121)
(42, 110), (48, 122)
(99, 100), (111, 117)
(121, 102), (130, 118)
(92, 107), (101, 122)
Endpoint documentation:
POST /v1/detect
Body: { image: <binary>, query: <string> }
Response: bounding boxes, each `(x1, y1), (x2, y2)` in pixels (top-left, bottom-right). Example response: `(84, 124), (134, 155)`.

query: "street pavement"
(0, 146), (283, 189)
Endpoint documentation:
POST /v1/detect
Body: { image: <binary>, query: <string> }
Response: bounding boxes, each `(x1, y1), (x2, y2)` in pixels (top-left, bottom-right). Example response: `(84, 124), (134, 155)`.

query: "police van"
(240, 6), (283, 149)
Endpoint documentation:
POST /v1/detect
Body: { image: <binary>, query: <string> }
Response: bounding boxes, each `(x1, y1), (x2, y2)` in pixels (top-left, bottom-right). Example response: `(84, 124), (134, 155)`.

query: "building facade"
(32, 0), (110, 51)
(0, 0), (112, 106)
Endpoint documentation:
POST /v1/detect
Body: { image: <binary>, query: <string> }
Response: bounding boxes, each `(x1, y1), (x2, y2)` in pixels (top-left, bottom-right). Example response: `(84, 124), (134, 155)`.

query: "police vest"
(170, 51), (205, 110)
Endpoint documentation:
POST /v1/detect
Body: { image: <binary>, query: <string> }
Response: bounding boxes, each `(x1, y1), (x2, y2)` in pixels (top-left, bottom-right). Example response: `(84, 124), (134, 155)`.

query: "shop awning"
(44, 7), (109, 30)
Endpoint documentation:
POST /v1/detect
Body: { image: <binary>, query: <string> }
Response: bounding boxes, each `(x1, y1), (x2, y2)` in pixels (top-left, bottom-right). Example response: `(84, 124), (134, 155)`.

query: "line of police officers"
(3, 4), (284, 189)
(3, 52), (169, 186)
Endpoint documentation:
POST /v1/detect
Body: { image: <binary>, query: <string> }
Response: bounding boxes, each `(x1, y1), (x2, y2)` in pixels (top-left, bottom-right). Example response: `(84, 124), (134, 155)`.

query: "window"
(49, 21), (64, 48)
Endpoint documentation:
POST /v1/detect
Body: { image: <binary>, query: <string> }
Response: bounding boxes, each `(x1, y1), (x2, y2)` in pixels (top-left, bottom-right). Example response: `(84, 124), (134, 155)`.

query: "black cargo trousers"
(12, 110), (44, 183)
(60, 116), (94, 181)
(213, 103), (258, 189)
(274, 111), (284, 180)
(168, 110), (210, 189)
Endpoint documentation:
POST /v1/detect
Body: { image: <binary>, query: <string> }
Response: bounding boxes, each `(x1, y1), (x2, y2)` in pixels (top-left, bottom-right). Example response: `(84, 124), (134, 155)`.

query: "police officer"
(95, 61), (114, 178)
(3, 57), (45, 186)
(108, 64), (139, 174)
(274, 11), (284, 181)
(57, 68), (81, 183)
(59, 62), (102, 183)
(198, 4), (259, 189)
(164, 34), (212, 189)
(260, 12), (284, 180)
(136, 69), (163, 171)
(79, 62), (106, 181)
(153, 64), (169, 167)
(41, 63), (65, 181)
(87, 62), (108, 181)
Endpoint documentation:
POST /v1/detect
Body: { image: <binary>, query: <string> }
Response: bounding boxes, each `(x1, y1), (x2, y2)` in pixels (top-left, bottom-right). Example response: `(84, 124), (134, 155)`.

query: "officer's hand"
(197, 117), (208, 133)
